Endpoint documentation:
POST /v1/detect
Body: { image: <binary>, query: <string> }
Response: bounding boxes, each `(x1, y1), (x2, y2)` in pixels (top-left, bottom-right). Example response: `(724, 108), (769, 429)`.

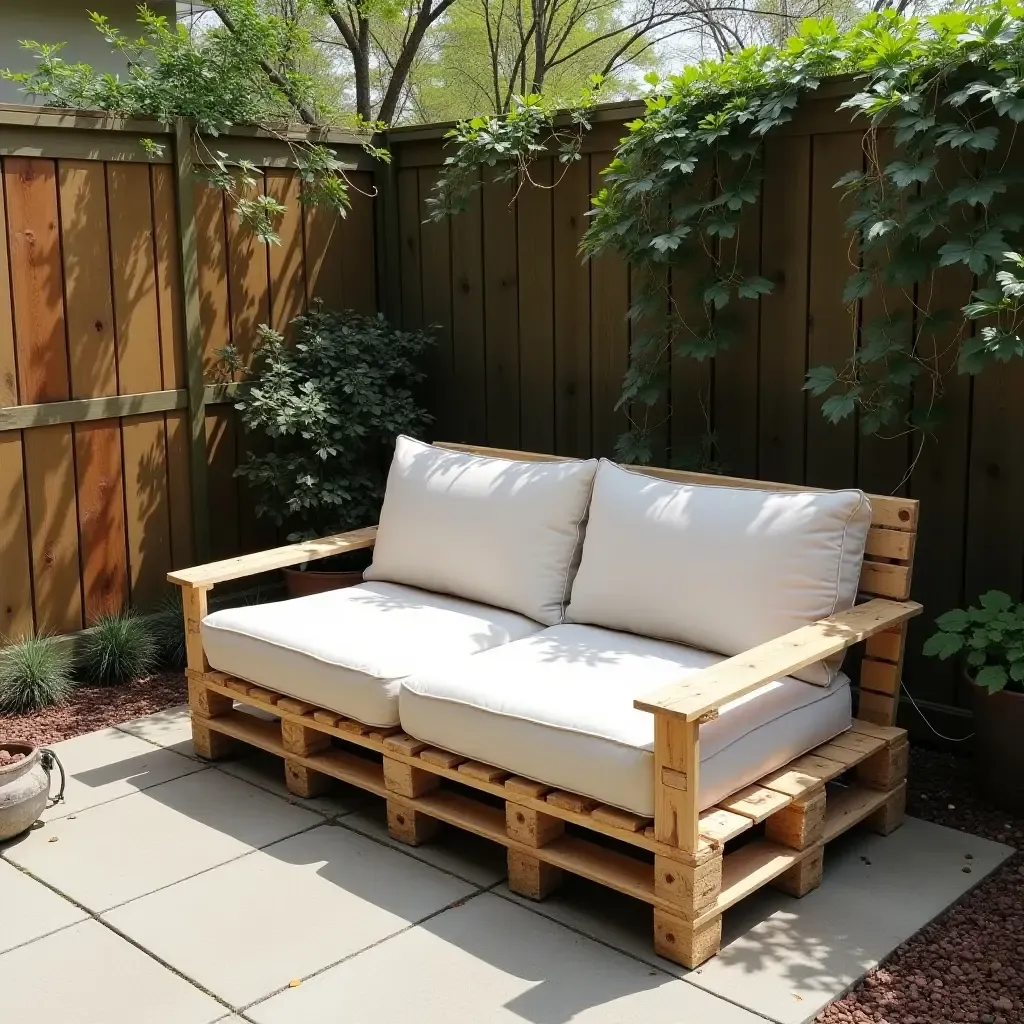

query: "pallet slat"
(720, 785), (792, 823)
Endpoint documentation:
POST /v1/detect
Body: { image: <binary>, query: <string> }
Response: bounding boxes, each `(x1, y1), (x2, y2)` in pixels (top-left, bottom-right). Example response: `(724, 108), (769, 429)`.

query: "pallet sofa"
(170, 437), (922, 969)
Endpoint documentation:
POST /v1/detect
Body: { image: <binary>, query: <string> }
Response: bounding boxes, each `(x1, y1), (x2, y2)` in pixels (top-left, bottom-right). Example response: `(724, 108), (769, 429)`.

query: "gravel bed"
(818, 746), (1024, 1024)
(0, 670), (187, 747)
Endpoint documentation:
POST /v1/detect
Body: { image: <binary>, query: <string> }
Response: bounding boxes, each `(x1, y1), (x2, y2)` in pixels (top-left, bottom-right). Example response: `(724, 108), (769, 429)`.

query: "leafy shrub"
(80, 609), (158, 687)
(923, 591), (1024, 694)
(221, 305), (433, 539)
(0, 635), (75, 714)
(152, 591), (186, 670)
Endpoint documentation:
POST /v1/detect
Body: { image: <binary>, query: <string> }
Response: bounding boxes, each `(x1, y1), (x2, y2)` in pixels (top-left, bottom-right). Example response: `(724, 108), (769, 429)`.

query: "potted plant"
(924, 590), (1024, 812)
(219, 305), (433, 597)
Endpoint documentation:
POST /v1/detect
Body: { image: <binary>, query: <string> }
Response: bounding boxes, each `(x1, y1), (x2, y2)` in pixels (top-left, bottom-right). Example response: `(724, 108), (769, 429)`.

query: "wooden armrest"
(167, 526), (378, 588)
(634, 598), (923, 722)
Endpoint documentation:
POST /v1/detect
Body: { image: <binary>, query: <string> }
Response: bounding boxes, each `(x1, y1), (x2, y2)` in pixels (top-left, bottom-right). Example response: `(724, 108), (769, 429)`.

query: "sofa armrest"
(167, 525), (378, 589)
(634, 598), (923, 722)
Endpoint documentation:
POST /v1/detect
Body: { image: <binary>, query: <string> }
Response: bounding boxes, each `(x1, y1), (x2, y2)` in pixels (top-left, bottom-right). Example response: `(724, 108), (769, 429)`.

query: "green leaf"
(923, 632), (964, 659)
(938, 231), (1007, 274)
(980, 590), (1013, 611)
(804, 364), (838, 396)
(822, 393), (856, 424)
(976, 664), (1008, 693)
(736, 276), (773, 299)
(936, 608), (970, 631)
(967, 650), (987, 667)
(833, 169), (866, 189)
(843, 271), (874, 302)
(703, 280), (731, 310)
(1010, 661), (1024, 683)
(885, 156), (937, 187)
(936, 124), (999, 151)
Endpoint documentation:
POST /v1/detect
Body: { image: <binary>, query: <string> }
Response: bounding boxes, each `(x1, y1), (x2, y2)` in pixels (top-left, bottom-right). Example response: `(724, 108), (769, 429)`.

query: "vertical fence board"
(108, 163), (163, 395)
(165, 409), (196, 571)
(205, 407), (240, 561)
(74, 420), (128, 620)
(418, 169), (454, 441)
(0, 164), (16, 407)
(397, 169), (422, 330)
(305, 193), (344, 309)
(481, 168), (520, 449)
(58, 161), (117, 399)
(196, 181), (231, 375)
(152, 164), (186, 390)
(758, 135), (810, 484)
(516, 160), (555, 453)
(450, 176), (486, 441)
(589, 154), (628, 460)
(713, 196), (762, 477)
(227, 171), (271, 369)
(804, 132), (860, 490)
(5, 157), (69, 404)
(552, 158), (591, 457)
(0, 432), (33, 638)
(121, 413), (173, 609)
(340, 172), (377, 314)
(266, 170), (306, 334)
(24, 425), (82, 633)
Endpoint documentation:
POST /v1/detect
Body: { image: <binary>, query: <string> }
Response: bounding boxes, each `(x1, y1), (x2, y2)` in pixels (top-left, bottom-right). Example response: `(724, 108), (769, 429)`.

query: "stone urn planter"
(0, 743), (65, 842)
(968, 679), (1024, 814)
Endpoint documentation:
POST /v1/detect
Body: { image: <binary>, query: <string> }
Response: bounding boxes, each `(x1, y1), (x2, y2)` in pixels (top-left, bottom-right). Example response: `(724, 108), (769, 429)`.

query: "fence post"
(171, 117), (211, 564)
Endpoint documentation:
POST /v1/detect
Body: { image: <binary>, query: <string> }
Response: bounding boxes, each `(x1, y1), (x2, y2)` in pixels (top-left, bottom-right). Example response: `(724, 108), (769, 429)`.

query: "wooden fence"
(3, 92), (1023, 730)
(386, 90), (1024, 732)
(0, 104), (378, 638)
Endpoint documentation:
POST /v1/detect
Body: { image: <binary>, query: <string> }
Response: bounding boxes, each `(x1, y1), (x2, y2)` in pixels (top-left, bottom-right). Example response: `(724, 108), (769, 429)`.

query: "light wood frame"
(169, 443), (922, 969)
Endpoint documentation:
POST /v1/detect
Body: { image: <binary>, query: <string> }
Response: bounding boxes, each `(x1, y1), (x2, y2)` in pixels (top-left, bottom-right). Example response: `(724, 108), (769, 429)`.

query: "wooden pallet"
(188, 669), (909, 967)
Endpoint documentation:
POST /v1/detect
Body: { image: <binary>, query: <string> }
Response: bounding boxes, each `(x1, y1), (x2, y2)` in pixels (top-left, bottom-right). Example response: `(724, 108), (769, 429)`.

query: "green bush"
(152, 591), (186, 670)
(0, 635), (75, 714)
(221, 305), (434, 539)
(80, 609), (158, 687)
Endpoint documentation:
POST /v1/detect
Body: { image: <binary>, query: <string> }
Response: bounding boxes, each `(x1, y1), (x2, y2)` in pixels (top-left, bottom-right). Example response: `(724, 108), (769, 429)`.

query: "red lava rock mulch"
(818, 745), (1024, 1024)
(0, 670), (187, 748)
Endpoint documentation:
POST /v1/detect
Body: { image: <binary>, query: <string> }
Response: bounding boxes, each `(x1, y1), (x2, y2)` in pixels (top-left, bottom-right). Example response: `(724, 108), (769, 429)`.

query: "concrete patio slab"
(247, 891), (763, 1024)
(104, 822), (478, 1007)
(501, 817), (1013, 1024)
(41, 726), (204, 820)
(0, 858), (87, 953)
(115, 704), (196, 757)
(216, 748), (371, 817)
(342, 795), (509, 887)
(688, 817), (1013, 1024)
(3, 769), (320, 911)
(0, 919), (225, 1024)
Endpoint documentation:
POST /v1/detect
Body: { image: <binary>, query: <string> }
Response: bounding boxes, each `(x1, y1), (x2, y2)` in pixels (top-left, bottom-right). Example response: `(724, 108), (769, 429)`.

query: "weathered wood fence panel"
(387, 98), (1024, 733)
(0, 104), (377, 636)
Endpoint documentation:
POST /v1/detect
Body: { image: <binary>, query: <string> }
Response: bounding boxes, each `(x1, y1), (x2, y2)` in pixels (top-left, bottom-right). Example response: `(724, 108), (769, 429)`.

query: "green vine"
(580, 4), (1024, 463)
(426, 77), (604, 220)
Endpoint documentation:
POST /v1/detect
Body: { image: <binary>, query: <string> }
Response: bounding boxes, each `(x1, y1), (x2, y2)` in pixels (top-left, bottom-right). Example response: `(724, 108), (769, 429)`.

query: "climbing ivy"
(579, 4), (1024, 463)
(426, 79), (604, 221)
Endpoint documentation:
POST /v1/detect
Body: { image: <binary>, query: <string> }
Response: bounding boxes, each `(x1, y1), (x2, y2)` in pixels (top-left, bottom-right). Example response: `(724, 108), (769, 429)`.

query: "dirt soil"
(818, 746), (1024, 1024)
(0, 671), (187, 747)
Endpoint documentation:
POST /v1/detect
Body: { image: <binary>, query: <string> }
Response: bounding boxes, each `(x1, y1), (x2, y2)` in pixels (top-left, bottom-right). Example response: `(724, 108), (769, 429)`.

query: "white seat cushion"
(399, 624), (851, 816)
(566, 460), (872, 685)
(364, 437), (598, 625)
(202, 582), (541, 727)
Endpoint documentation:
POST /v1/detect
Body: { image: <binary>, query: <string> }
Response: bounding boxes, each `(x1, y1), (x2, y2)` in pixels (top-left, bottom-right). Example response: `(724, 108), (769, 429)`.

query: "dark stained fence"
(387, 92), (1024, 735)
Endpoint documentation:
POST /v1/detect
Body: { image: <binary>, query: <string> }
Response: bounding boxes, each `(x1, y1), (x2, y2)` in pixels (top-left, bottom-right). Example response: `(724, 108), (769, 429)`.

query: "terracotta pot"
(968, 677), (1024, 814)
(0, 743), (51, 841)
(282, 567), (364, 599)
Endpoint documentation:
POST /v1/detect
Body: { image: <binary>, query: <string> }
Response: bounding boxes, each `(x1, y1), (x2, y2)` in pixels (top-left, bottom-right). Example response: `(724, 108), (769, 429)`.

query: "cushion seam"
(823, 491), (868, 685)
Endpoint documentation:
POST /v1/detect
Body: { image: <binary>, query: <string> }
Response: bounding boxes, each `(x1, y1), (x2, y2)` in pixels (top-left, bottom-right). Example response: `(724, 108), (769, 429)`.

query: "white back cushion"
(566, 460), (872, 684)
(365, 438), (598, 625)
